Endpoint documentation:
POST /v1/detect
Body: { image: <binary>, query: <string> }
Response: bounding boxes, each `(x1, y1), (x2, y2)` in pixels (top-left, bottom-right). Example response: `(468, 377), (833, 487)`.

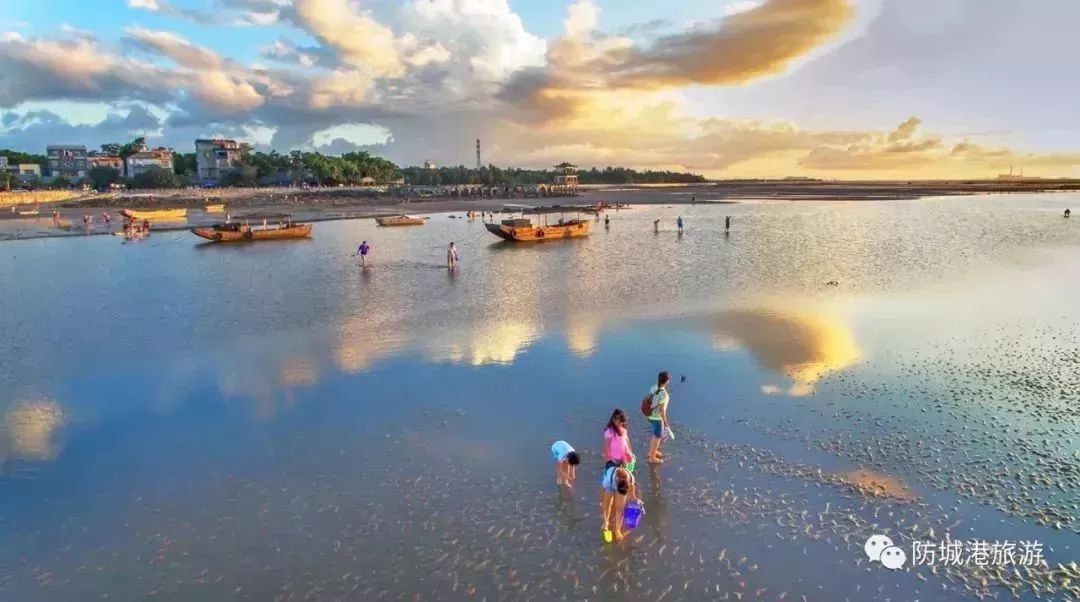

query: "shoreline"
(3, 179), (1077, 242)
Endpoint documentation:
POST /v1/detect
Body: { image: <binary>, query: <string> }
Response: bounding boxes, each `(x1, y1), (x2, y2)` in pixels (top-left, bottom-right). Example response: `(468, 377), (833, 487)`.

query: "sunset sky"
(2, 0), (1079, 178)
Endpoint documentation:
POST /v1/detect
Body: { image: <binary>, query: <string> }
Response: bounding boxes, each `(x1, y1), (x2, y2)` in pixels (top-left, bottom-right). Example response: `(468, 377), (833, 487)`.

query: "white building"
(126, 148), (175, 178)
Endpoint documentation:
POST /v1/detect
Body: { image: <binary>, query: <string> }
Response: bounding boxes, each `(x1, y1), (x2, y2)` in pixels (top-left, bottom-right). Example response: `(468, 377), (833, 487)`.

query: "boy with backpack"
(641, 371), (672, 464)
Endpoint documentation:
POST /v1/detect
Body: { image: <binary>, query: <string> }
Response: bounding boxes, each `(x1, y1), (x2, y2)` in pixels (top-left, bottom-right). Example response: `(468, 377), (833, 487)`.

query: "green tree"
(173, 152), (197, 175)
(100, 143), (121, 156)
(0, 171), (11, 191)
(88, 166), (120, 190)
(132, 166), (178, 189)
(51, 176), (72, 189)
(219, 166), (258, 187)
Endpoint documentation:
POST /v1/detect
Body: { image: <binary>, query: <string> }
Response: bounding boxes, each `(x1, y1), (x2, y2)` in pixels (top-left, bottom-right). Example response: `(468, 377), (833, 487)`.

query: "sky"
(2, 0), (1079, 179)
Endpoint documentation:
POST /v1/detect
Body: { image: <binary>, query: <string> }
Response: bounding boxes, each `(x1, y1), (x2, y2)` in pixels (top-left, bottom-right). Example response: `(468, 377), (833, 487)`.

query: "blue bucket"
(623, 500), (644, 530)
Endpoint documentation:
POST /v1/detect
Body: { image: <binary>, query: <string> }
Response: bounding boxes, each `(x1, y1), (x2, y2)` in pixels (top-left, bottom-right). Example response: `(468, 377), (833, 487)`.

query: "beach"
(3, 179), (1079, 242)
(0, 193), (1078, 601)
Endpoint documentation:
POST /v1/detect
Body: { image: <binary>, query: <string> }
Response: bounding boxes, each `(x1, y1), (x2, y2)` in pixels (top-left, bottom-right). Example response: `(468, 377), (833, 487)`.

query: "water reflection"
(711, 306), (860, 396)
(1, 398), (66, 461)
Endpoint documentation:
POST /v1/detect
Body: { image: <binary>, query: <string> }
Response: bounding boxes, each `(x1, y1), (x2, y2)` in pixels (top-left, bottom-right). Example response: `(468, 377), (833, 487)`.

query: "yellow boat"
(376, 215), (426, 226)
(121, 208), (188, 220)
(205, 204), (225, 213)
(485, 217), (590, 242)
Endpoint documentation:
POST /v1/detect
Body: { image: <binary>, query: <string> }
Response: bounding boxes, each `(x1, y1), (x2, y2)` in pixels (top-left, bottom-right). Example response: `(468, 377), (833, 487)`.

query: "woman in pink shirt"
(602, 409), (635, 469)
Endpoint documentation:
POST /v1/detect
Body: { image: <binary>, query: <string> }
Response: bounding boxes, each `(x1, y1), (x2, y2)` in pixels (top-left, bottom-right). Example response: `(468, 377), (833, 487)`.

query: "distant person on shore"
(1066, 208), (1072, 218)
(691, 195), (696, 204)
(677, 216), (684, 234)
(447, 242), (459, 269)
(102, 213), (111, 227)
(603, 409), (635, 470)
(605, 214), (610, 228)
(142, 219), (151, 234)
(356, 240), (371, 266)
(653, 219), (660, 233)
(551, 440), (580, 487)
(601, 463), (638, 543)
(644, 371), (672, 464)
(725, 216), (731, 231)
(52, 211), (60, 227)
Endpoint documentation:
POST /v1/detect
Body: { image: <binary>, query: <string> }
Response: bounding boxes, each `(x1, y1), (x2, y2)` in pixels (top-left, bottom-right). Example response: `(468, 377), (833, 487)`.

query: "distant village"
(0, 138), (250, 189)
(0, 137), (707, 194)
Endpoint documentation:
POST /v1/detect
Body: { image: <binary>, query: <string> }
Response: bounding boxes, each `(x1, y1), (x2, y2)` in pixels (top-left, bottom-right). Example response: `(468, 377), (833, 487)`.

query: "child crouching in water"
(551, 440), (580, 487)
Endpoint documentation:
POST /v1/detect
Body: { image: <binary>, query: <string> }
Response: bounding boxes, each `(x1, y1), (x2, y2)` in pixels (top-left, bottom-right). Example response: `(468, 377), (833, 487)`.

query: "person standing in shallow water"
(725, 215), (731, 231)
(646, 371), (671, 464)
(603, 409), (635, 470)
(447, 242), (459, 269)
(677, 216), (684, 234)
(653, 219), (660, 233)
(356, 240), (371, 266)
(1066, 208), (1072, 218)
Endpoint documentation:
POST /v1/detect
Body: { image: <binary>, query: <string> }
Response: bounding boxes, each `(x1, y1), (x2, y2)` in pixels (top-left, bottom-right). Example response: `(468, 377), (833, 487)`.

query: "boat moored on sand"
(375, 215), (427, 226)
(191, 213), (312, 242)
(121, 208), (187, 220)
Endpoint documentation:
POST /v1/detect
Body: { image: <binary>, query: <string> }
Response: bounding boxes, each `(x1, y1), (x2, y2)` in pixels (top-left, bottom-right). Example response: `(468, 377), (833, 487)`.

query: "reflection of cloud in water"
(713, 308), (860, 396)
(2, 398), (66, 461)
(429, 321), (539, 366)
(565, 318), (598, 358)
(279, 358), (317, 387)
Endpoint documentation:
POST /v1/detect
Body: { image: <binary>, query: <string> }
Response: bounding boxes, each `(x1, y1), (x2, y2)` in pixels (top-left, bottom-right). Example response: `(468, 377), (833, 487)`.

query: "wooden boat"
(121, 208), (187, 220)
(16, 209), (39, 216)
(205, 204), (225, 213)
(376, 215), (426, 226)
(485, 217), (590, 242)
(191, 213), (312, 243)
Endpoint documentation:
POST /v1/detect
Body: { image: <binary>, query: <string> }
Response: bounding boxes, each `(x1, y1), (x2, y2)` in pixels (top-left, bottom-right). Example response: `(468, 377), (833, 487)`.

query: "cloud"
(291, 0), (402, 76)
(125, 27), (223, 69)
(564, 0), (599, 40)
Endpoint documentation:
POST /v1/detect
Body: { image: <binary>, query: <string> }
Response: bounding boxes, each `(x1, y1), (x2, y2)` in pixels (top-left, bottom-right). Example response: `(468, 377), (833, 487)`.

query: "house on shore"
(196, 139), (242, 185)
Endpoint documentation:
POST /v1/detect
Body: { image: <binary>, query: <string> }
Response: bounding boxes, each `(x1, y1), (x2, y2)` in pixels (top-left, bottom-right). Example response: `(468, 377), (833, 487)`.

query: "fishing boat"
(121, 208), (187, 220)
(485, 216), (590, 242)
(204, 204), (225, 213)
(191, 213), (311, 243)
(376, 215), (426, 226)
(16, 208), (39, 216)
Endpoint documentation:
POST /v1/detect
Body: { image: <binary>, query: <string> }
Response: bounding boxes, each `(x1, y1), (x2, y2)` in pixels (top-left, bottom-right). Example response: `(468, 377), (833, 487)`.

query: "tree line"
(1, 139), (705, 191)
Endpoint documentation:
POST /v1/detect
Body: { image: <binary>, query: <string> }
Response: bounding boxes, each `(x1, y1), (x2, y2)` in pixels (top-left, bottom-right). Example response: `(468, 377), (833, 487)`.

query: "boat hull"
(122, 208), (188, 220)
(376, 216), (426, 226)
(191, 224), (312, 242)
(485, 220), (590, 241)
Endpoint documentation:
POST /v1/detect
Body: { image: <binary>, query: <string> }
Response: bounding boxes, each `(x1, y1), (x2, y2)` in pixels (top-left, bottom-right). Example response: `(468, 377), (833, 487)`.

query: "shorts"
(649, 418), (663, 438)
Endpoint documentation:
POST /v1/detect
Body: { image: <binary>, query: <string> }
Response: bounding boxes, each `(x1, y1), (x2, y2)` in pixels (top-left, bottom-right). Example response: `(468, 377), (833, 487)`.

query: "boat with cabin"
(375, 215), (427, 226)
(485, 216), (590, 242)
(121, 208), (188, 220)
(191, 213), (311, 242)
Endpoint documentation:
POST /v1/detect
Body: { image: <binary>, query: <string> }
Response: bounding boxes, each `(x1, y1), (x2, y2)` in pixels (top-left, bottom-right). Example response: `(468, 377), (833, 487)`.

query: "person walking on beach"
(604, 214), (610, 229)
(644, 371), (672, 464)
(653, 219), (660, 233)
(52, 211), (60, 228)
(551, 440), (580, 487)
(1066, 208), (1072, 218)
(447, 242), (459, 269)
(725, 215), (731, 231)
(601, 464), (638, 543)
(677, 216), (684, 234)
(102, 212), (111, 227)
(356, 241), (371, 266)
(142, 218), (151, 234)
(603, 409), (635, 470)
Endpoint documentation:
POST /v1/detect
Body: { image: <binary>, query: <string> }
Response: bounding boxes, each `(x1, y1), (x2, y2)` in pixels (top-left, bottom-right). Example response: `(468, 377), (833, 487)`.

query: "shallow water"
(1, 193), (1078, 601)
